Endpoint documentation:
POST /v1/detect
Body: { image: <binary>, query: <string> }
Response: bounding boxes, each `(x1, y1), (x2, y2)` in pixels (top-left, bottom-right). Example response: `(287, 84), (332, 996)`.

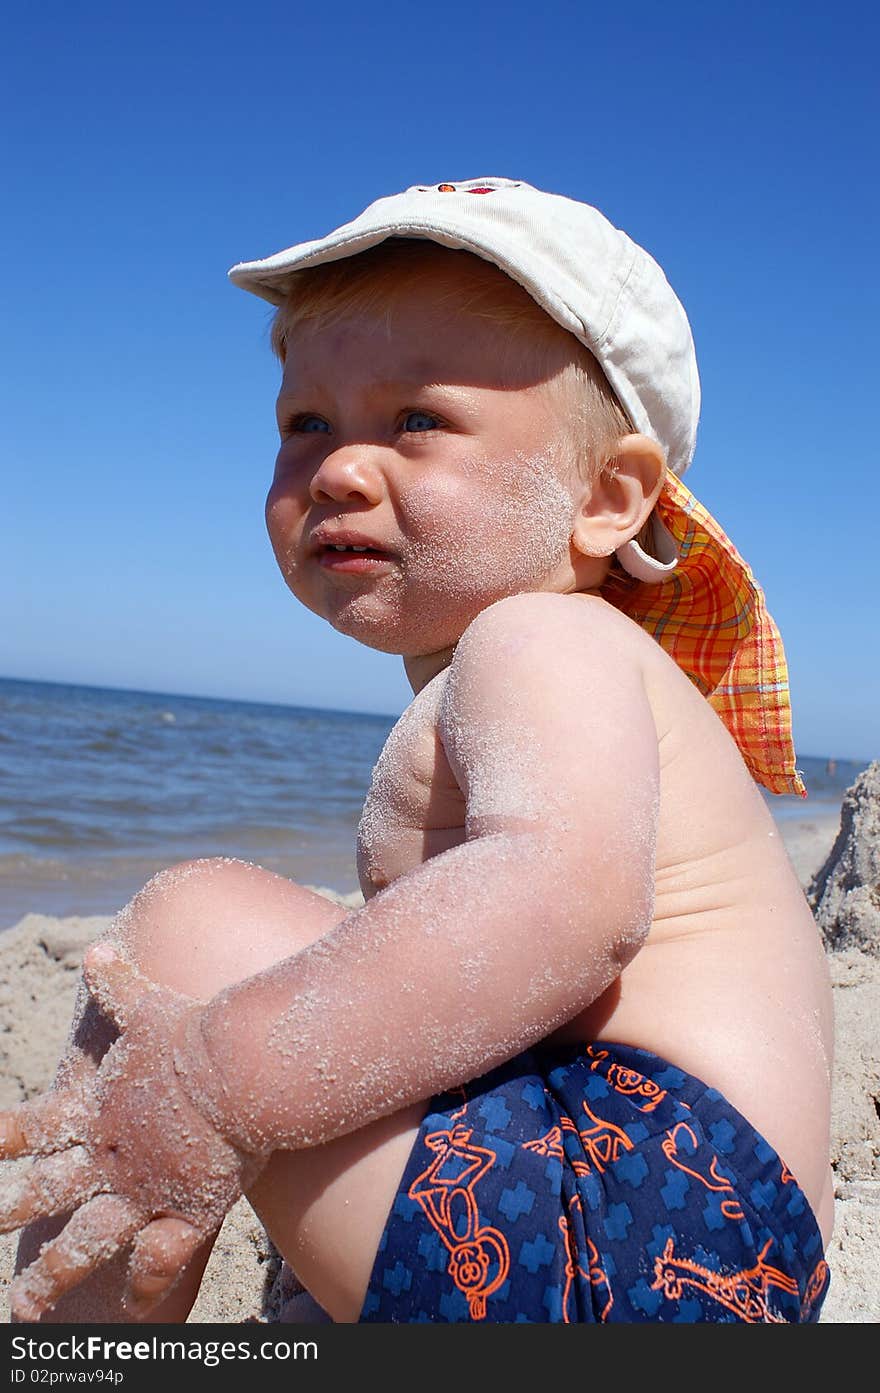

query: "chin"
(326, 604), (466, 656)
(332, 624), (410, 655)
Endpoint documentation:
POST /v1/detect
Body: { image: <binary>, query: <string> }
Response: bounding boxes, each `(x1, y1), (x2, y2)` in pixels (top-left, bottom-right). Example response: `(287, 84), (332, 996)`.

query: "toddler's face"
(266, 266), (583, 659)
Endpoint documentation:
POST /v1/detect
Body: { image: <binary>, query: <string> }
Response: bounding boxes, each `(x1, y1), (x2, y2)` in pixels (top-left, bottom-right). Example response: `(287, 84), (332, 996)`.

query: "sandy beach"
(1, 804), (877, 1324)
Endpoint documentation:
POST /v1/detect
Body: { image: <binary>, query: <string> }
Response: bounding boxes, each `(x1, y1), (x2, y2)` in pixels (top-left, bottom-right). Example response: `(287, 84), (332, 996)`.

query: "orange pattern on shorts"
(523, 1126), (565, 1160)
(651, 1236), (800, 1322)
(559, 1194), (613, 1322)
(573, 1100), (634, 1175)
(586, 1045), (669, 1112)
(802, 1259), (830, 1318)
(408, 1124), (510, 1320)
(661, 1121), (746, 1221)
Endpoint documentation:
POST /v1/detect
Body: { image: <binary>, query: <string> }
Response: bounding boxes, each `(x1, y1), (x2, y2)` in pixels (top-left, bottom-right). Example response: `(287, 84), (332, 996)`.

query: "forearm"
(176, 830), (651, 1155)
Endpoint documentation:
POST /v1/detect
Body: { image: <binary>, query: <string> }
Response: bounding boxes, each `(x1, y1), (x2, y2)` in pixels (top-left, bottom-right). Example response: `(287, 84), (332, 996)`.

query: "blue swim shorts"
(359, 1041), (830, 1323)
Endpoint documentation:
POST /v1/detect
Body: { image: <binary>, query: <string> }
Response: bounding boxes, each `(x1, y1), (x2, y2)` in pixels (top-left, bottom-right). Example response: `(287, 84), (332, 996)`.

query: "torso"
(355, 596), (835, 1246)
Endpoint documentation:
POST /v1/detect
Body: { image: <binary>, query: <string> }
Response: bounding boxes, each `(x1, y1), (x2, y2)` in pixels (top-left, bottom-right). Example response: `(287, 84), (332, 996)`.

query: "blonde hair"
(270, 240), (652, 581)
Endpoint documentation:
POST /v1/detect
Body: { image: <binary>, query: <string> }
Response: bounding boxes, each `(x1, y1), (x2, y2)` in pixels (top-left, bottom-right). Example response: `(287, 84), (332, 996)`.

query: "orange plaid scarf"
(601, 471), (806, 797)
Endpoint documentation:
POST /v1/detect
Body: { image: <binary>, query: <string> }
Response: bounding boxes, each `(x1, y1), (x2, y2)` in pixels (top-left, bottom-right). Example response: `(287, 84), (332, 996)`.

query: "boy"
(0, 178), (833, 1324)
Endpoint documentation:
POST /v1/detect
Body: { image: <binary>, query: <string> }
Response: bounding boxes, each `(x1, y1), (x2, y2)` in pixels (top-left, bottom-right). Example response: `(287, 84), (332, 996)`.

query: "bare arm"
(0, 592), (659, 1315)
(181, 592), (660, 1151)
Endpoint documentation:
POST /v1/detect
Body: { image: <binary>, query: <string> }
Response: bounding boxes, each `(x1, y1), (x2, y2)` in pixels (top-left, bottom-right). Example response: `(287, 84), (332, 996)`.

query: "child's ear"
(571, 434), (666, 558)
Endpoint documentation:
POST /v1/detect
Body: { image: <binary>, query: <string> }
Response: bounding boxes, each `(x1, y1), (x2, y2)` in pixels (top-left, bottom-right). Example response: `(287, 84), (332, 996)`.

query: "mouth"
(318, 547), (395, 573)
(311, 527), (397, 572)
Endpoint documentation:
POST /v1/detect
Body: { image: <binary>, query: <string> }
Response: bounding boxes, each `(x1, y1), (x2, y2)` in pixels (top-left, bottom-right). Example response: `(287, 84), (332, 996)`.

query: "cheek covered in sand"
(333, 445), (579, 653)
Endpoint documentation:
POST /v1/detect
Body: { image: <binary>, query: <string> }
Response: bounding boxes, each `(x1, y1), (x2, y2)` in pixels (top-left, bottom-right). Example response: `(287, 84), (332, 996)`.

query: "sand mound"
(809, 760), (880, 956)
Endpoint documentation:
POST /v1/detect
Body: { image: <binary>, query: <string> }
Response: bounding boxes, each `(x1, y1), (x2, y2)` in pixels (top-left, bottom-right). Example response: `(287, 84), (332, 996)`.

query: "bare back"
(356, 593), (834, 1245)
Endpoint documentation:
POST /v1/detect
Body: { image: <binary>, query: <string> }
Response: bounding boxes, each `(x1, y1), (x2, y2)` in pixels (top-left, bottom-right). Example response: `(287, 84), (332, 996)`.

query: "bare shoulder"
(451, 590), (648, 676)
(442, 592), (658, 742)
(439, 591), (660, 844)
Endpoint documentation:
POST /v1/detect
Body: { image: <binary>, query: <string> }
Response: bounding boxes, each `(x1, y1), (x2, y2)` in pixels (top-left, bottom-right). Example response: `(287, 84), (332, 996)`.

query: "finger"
(0, 1147), (100, 1233)
(123, 1216), (209, 1318)
(0, 1090), (89, 1160)
(53, 1045), (98, 1091)
(82, 942), (156, 1031)
(9, 1193), (141, 1323)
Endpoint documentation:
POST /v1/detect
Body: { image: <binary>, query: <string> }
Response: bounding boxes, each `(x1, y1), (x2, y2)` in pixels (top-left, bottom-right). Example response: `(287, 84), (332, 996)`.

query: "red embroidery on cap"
(435, 182), (497, 194)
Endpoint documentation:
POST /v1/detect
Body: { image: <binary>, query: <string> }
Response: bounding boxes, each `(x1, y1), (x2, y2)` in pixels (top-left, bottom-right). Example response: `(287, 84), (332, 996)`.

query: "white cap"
(229, 176), (701, 580)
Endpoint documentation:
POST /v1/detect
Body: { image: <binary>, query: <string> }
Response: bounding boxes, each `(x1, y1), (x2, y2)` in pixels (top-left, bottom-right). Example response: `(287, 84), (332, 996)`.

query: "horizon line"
(0, 672), (400, 727)
(0, 673), (872, 768)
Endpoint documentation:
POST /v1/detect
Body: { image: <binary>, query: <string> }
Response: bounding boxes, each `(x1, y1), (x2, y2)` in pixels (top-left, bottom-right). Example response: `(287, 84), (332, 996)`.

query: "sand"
(0, 813), (877, 1325)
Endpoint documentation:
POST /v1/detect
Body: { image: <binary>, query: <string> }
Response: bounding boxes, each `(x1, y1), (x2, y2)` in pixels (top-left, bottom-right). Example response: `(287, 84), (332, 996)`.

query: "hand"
(0, 944), (265, 1321)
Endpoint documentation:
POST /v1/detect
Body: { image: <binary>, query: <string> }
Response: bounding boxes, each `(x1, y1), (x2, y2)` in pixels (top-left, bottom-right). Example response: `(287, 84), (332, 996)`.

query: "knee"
(65, 859), (277, 1067)
(107, 858), (348, 1001)
(109, 857), (278, 999)
(115, 856), (259, 938)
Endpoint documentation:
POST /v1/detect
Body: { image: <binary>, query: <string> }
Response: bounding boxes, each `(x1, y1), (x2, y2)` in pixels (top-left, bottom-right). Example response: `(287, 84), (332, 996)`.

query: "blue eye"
(402, 411), (439, 432)
(295, 415), (331, 434)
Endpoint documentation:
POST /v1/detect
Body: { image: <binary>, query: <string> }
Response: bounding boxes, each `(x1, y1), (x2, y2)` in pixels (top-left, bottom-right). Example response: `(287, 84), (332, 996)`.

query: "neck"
(402, 580), (609, 695)
(404, 645), (456, 694)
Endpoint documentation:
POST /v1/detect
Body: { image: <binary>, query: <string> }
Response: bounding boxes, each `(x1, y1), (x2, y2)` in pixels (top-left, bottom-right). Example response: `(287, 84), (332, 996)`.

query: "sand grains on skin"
(0, 807), (877, 1322)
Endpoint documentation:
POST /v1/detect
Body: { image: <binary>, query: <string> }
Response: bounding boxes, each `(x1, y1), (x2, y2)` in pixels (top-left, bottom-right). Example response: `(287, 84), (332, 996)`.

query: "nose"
(309, 445), (386, 507)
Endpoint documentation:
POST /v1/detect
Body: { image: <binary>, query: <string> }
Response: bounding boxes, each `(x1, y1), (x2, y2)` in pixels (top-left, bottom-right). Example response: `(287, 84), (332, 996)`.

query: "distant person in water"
(0, 179), (833, 1324)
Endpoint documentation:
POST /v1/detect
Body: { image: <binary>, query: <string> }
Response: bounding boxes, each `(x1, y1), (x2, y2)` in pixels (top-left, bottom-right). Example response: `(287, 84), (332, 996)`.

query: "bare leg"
(16, 858), (424, 1323)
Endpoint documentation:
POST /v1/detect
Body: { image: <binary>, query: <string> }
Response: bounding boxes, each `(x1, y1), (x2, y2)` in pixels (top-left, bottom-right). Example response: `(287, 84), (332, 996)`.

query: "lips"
(311, 526), (392, 555)
(322, 543), (388, 556)
(310, 525), (396, 573)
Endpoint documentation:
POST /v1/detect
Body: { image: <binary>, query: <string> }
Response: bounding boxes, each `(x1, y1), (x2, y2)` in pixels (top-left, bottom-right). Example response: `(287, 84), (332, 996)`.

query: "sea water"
(0, 677), (395, 928)
(0, 676), (867, 931)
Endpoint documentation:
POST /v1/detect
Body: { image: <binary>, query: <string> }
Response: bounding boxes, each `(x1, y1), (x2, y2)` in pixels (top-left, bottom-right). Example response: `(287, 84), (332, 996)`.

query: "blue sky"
(1, 0), (877, 760)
